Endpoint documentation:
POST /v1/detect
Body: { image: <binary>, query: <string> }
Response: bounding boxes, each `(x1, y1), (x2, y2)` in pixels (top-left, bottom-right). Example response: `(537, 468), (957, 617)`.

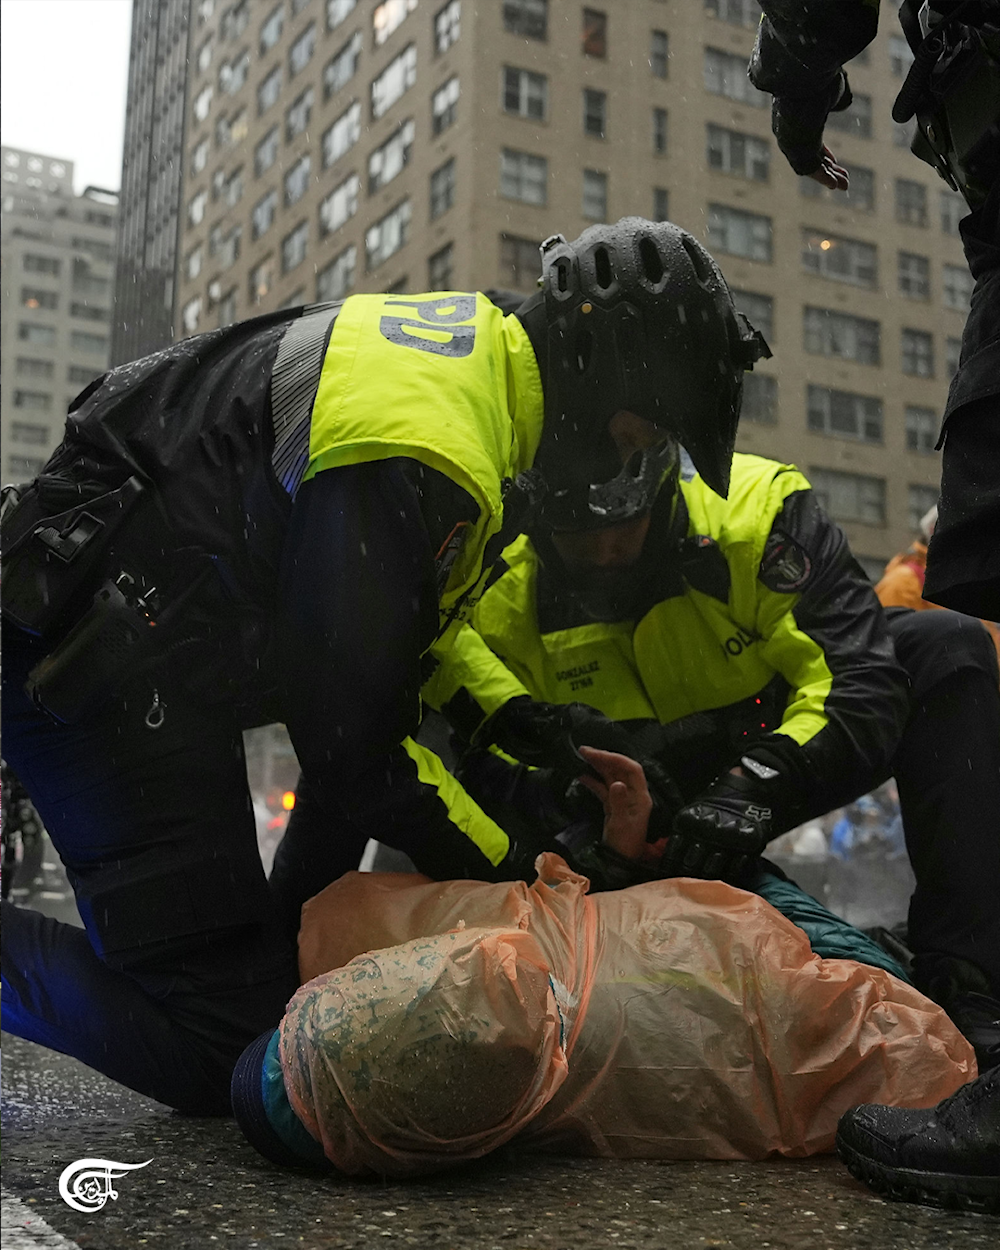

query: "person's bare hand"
(808, 144), (850, 191)
(576, 745), (666, 865)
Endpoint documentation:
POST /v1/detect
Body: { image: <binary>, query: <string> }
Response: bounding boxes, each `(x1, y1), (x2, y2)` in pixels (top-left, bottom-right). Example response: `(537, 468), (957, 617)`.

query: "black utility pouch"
(25, 577), (158, 724)
(1, 476), (145, 637)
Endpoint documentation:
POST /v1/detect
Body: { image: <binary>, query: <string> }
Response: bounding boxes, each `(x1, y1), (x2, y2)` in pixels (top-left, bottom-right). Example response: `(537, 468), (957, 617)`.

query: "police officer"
(1, 221), (768, 1113)
(747, 0), (1000, 618)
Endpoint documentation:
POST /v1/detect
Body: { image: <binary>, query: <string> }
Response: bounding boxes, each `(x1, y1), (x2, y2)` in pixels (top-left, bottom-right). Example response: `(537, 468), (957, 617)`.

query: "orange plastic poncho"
(281, 854), (975, 1177)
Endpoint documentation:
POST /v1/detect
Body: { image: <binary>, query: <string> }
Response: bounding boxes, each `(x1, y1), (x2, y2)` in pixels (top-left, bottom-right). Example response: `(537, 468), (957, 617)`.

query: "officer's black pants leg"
(886, 608), (1000, 990)
(0, 629), (299, 1113)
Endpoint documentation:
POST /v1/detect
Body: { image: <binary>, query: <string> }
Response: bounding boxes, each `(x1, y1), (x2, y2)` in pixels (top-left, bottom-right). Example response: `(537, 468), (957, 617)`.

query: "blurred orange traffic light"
(281, 790), (296, 811)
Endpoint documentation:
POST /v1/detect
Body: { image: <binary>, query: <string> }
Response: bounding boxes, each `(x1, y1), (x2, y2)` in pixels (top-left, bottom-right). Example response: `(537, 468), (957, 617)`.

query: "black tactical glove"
(659, 771), (773, 884)
(771, 72), (853, 175)
(565, 838), (658, 894)
(479, 698), (684, 838)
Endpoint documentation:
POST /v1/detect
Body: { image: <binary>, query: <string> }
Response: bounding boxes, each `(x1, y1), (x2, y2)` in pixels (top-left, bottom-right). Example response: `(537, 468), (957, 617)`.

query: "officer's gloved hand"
(481, 698), (684, 836)
(659, 771), (772, 884)
(771, 71), (852, 174)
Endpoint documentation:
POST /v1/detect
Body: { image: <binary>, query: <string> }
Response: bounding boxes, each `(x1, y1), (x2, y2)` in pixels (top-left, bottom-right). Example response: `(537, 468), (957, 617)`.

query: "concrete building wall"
(1, 146), (118, 484)
(172, 0), (968, 569)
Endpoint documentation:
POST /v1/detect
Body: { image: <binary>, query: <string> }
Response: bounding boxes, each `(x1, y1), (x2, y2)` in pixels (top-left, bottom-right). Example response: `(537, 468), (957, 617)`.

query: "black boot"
(915, 955), (1000, 1073)
(836, 1067), (1000, 1213)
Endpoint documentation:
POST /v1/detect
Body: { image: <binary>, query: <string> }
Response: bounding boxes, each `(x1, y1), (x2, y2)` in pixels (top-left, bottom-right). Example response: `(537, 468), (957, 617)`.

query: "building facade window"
(500, 148), (547, 205)
(901, 328), (934, 377)
(286, 86), (314, 139)
(428, 242), (455, 290)
(255, 126), (280, 176)
(707, 203), (772, 262)
(889, 33), (914, 77)
(652, 107), (668, 155)
(503, 67), (547, 120)
(284, 153), (311, 205)
(21, 288), (58, 310)
(800, 162), (875, 210)
(435, 1), (461, 53)
(12, 390), (52, 411)
(217, 288), (238, 327)
(182, 296), (203, 334)
(898, 251), (930, 299)
(191, 138), (211, 176)
(188, 189), (208, 225)
(23, 255), (60, 275)
(807, 385), (883, 443)
(582, 9), (607, 57)
(327, 0), (358, 31)
(221, 1), (249, 41)
(11, 419), (51, 441)
(810, 467), (886, 525)
(252, 188), (279, 238)
(500, 232), (541, 289)
(317, 243), (357, 301)
(732, 289), (774, 341)
(70, 303), (109, 322)
(582, 168), (607, 220)
(324, 31), (363, 97)
(225, 166), (244, 207)
(652, 187), (669, 221)
(366, 198), (412, 269)
(322, 100), (362, 166)
(197, 35), (215, 73)
(258, 66), (282, 114)
(895, 178), (928, 226)
(70, 331), (108, 354)
(194, 85), (214, 122)
(373, 0), (417, 46)
(801, 229), (877, 286)
(503, 0), (546, 40)
(803, 307), (880, 365)
(67, 364), (97, 384)
(706, 124), (769, 180)
(371, 44), (417, 118)
(940, 189), (965, 235)
(186, 245), (204, 279)
(650, 29), (668, 77)
(432, 75), (460, 133)
(703, 48), (767, 107)
(219, 51), (250, 95)
(8, 455), (48, 478)
(583, 89), (607, 138)
(249, 255), (275, 304)
(741, 372), (778, 423)
(905, 405), (937, 453)
(705, 0), (759, 29)
(826, 93), (873, 138)
(943, 263), (974, 311)
(281, 220), (309, 272)
(15, 358), (54, 380)
(289, 22), (316, 76)
(908, 483), (939, 531)
(946, 336), (962, 380)
(319, 172), (360, 234)
(430, 157), (456, 218)
(369, 118), (416, 192)
(260, 4), (284, 53)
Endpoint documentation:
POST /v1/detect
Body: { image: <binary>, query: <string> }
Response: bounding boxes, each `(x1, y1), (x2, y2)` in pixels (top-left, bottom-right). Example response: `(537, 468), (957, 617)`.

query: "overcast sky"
(1, 0), (133, 193)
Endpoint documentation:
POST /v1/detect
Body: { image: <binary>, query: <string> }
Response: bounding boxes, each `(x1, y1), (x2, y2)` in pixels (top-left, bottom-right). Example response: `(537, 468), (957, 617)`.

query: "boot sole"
(836, 1138), (1000, 1214)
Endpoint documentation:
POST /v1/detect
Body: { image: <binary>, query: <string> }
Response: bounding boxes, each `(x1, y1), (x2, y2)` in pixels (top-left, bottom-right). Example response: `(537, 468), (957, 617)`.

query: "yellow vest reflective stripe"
(402, 737), (510, 866)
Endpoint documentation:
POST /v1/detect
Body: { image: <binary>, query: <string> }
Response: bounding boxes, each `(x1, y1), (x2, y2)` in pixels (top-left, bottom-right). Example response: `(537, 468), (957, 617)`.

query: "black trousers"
(1, 628), (299, 1114)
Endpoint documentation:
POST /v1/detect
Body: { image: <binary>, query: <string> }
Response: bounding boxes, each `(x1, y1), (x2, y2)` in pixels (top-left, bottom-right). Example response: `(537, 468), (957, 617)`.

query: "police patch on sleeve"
(759, 530), (812, 593)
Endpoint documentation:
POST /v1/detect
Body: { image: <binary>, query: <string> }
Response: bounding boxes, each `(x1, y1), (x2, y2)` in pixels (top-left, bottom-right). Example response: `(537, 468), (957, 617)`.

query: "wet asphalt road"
(3, 1035), (998, 1250)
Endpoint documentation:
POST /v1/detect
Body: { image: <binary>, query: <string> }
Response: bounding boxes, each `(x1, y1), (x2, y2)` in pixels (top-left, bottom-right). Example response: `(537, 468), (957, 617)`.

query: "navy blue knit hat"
(231, 1029), (331, 1171)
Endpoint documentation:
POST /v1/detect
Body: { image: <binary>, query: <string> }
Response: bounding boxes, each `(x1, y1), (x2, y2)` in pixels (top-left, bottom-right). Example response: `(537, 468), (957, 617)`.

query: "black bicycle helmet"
(530, 217), (769, 529)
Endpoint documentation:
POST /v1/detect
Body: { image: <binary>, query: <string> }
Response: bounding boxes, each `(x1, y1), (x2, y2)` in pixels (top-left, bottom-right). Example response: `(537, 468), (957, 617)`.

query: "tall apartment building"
(1, 147), (118, 484)
(112, 0), (193, 364)
(173, 0), (969, 570)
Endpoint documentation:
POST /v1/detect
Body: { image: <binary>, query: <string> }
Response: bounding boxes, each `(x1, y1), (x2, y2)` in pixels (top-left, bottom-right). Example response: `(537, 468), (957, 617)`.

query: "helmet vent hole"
(556, 260), (570, 292)
(638, 237), (664, 285)
(594, 246), (613, 290)
(680, 235), (714, 286)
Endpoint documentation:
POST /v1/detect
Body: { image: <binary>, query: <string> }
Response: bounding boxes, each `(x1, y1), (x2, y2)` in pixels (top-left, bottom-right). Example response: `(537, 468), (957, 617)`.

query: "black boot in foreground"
(836, 1067), (1000, 1213)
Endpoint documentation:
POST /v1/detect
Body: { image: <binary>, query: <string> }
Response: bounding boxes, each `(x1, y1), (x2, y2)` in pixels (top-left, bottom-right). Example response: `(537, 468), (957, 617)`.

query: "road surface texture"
(3, 1035), (998, 1250)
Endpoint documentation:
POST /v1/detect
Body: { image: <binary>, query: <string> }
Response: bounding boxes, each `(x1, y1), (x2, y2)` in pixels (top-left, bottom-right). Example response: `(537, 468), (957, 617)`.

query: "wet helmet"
(532, 217), (770, 529)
